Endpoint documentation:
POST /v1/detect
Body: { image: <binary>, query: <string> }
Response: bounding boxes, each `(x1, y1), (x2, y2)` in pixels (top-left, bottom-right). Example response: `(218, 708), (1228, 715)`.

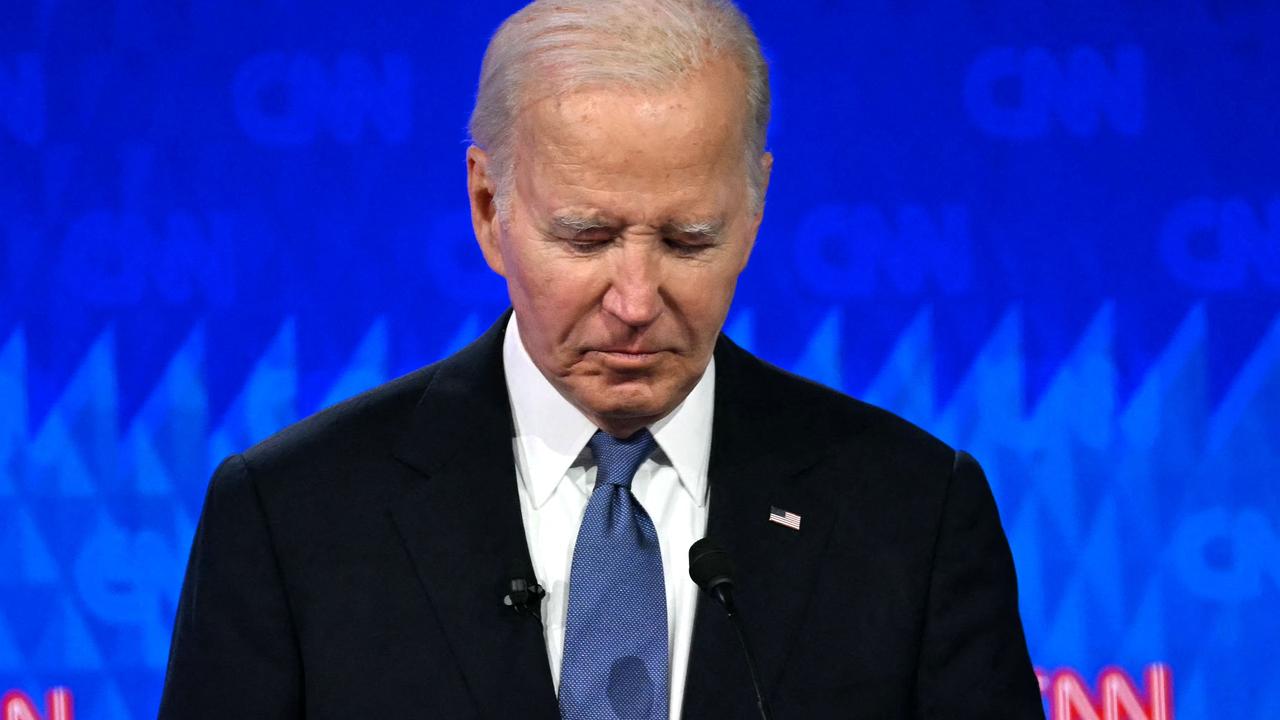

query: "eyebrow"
(661, 219), (725, 240)
(550, 214), (725, 239)
(550, 214), (620, 233)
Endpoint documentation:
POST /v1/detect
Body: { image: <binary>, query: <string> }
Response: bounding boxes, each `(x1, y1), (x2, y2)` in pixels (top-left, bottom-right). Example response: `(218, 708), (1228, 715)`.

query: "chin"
(579, 379), (676, 424)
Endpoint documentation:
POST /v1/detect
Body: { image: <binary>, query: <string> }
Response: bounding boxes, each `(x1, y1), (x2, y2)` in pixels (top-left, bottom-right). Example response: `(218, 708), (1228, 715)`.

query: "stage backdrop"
(2, 0), (1278, 717)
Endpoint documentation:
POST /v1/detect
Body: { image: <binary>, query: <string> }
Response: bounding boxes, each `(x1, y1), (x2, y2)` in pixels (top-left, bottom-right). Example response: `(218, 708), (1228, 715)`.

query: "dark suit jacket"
(159, 314), (1044, 719)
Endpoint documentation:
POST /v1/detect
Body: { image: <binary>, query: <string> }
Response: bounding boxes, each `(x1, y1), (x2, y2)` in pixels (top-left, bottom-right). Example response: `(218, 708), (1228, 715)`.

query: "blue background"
(2, 0), (1278, 717)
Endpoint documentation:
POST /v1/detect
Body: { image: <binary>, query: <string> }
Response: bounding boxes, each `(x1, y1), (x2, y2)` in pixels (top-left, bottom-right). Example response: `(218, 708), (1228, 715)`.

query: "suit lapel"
(683, 336), (842, 717)
(389, 314), (559, 719)
(385, 319), (836, 717)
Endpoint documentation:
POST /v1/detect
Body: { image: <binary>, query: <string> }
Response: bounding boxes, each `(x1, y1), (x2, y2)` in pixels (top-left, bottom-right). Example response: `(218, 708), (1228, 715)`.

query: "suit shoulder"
(237, 363), (436, 475)
(729, 345), (955, 466)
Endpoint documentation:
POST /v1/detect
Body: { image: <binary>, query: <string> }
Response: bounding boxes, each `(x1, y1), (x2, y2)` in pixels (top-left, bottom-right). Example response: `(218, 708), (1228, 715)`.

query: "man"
(160, 0), (1044, 718)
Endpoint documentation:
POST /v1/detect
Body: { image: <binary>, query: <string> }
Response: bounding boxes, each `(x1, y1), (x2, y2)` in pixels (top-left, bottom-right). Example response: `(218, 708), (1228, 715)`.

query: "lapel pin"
(768, 506), (802, 531)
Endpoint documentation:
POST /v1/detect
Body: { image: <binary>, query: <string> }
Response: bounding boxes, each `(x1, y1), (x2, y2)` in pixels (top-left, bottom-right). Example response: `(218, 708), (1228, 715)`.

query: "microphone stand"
(690, 540), (773, 720)
(715, 587), (773, 720)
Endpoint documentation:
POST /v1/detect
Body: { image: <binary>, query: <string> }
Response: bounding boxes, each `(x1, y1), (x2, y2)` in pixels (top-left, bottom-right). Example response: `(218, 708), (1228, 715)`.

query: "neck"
(590, 415), (659, 440)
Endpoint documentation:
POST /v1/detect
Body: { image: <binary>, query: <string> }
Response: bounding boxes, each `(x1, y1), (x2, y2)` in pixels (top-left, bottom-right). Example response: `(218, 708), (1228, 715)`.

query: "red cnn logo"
(1037, 664), (1173, 720)
(1, 689), (73, 720)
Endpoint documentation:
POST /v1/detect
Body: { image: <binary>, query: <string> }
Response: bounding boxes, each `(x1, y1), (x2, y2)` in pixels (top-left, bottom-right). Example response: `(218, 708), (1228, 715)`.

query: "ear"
(740, 151), (774, 271)
(467, 145), (506, 277)
(754, 152), (773, 221)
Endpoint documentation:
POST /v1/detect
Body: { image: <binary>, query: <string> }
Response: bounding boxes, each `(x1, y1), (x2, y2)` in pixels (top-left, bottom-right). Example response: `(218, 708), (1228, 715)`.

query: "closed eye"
(565, 237), (613, 254)
(665, 238), (715, 255)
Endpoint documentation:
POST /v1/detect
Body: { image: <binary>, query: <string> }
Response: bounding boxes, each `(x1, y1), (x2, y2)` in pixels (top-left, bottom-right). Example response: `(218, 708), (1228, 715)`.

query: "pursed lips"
(588, 347), (670, 366)
(596, 347), (662, 355)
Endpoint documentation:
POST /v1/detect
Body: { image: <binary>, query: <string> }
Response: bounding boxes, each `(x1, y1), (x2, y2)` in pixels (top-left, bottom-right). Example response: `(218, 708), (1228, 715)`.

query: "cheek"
(506, 255), (605, 342)
(504, 242), (567, 302)
(667, 263), (740, 320)
(527, 266), (600, 313)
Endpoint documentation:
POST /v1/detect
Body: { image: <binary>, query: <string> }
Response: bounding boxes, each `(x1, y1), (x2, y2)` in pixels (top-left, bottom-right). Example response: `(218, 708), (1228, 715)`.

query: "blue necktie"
(559, 429), (669, 720)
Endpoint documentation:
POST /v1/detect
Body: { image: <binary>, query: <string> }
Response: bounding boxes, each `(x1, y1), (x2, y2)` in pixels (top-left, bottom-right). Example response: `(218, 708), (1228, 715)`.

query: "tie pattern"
(559, 429), (669, 720)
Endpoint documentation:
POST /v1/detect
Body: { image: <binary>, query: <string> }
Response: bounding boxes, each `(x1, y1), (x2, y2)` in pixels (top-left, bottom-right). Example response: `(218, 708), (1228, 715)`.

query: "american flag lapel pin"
(768, 506), (802, 531)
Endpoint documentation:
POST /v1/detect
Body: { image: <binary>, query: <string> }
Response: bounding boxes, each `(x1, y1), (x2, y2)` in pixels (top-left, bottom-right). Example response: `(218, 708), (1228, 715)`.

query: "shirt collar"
(503, 314), (714, 509)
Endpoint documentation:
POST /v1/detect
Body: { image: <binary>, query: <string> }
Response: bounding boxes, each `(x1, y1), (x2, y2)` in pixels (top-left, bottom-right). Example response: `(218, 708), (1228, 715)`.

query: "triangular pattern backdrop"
(2, 0), (1278, 717)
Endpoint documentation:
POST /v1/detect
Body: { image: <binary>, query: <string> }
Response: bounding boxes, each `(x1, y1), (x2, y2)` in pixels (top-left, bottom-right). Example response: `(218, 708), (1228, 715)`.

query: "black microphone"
(688, 539), (773, 720)
(502, 576), (546, 619)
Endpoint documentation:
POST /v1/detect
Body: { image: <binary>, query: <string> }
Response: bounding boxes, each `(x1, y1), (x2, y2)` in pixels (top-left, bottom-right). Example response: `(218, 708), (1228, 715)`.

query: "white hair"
(468, 0), (771, 214)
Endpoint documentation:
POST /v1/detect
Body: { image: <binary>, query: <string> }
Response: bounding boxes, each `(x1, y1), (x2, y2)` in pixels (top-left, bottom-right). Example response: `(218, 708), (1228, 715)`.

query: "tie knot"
(588, 429), (657, 489)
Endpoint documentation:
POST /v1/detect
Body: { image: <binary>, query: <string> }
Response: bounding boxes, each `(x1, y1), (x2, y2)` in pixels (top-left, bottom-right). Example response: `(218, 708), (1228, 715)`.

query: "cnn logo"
(2, 689), (73, 720)
(965, 46), (1144, 139)
(1037, 664), (1173, 720)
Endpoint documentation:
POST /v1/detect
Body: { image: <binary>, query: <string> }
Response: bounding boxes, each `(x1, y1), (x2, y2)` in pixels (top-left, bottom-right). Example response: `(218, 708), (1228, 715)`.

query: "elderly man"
(160, 1), (1043, 718)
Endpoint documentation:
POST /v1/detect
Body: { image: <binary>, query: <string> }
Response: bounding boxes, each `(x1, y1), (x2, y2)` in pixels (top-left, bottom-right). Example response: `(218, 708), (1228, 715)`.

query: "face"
(467, 57), (771, 437)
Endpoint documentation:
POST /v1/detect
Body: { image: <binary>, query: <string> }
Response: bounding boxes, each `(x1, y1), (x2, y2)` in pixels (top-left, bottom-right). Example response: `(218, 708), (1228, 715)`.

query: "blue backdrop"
(2, 1), (1278, 717)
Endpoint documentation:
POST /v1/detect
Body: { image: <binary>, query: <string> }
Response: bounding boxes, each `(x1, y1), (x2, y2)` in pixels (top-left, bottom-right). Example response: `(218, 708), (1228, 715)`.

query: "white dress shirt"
(503, 315), (713, 720)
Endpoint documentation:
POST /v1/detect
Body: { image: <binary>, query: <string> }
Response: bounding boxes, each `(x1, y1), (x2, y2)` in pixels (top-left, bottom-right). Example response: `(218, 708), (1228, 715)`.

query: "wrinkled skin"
(467, 56), (771, 439)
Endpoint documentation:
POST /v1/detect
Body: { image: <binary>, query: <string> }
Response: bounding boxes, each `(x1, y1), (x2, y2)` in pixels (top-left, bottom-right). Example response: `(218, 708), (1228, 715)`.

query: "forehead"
(512, 57), (750, 221)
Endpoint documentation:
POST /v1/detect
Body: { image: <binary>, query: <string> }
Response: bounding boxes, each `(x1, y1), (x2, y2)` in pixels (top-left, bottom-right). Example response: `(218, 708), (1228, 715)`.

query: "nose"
(601, 241), (663, 328)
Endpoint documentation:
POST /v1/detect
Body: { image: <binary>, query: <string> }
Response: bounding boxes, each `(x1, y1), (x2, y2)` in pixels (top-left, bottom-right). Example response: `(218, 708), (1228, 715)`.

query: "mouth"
(589, 348), (669, 369)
